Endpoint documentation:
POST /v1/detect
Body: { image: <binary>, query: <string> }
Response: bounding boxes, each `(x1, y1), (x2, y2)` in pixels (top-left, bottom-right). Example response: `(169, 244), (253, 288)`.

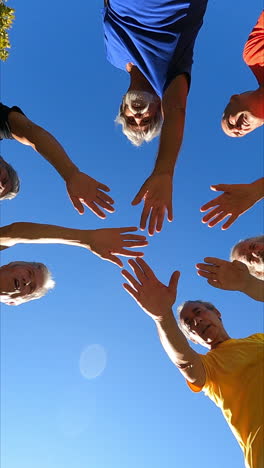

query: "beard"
(124, 90), (160, 115)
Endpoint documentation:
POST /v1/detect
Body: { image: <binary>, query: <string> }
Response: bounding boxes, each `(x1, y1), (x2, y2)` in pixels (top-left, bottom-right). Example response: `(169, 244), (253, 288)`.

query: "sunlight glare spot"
(79, 344), (107, 379)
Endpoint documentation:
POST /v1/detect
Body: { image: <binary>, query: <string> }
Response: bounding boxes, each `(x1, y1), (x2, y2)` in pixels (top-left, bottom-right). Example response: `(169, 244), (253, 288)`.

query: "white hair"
(230, 235), (264, 279)
(0, 156), (20, 200)
(115, 91), (163, 146)
(9, 261), (55, 304)
(177, 300), (216, 339)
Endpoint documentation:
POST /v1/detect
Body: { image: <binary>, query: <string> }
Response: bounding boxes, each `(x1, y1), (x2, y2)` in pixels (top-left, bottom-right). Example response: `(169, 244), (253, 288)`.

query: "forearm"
(153, 108), (185, 176)
(154, 310), (204, 384)
(0, 222), (93, 249)
(25, 125), (79, 181)
(241, 274), (264, 302)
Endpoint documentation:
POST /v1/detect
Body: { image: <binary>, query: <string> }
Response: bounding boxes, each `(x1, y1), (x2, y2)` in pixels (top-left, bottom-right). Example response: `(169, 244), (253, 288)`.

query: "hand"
(88, 227), (148, 267)
(132, 173), (173, 235)
(122, 257), (180, 320)
(200, 182), (262, 229)
(196, 257), (250, 291)
(66, 170), (115, 217)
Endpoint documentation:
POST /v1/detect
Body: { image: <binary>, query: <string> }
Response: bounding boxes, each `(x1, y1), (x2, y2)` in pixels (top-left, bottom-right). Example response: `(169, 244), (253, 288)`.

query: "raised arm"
(200, 178), (264, 229)
(0, 223), (148, 267)
(196, 257), (264, 302)
(7, 110), (115, 217)
(132, 74), (188, 235)
(121, 258), (205, 385)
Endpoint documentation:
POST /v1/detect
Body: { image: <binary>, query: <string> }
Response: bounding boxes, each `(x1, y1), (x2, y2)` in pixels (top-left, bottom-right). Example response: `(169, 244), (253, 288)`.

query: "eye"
(142, 118), (150, 125)
(195, 310), (200, 316)
(127, 117), (136, 125)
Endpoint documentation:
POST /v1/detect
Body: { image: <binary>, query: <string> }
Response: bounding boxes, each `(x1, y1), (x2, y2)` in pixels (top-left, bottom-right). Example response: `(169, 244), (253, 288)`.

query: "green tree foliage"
(0, 1), (15, 61)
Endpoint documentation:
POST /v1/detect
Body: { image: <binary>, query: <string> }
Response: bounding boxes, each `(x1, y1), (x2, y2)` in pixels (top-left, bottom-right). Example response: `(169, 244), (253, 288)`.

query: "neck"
(126, 63), (157, 94)
(209, 330), (231, 350)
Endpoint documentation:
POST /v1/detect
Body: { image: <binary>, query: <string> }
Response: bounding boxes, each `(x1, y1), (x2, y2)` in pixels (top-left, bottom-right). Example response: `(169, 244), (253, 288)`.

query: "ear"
(213, 307), (221, 320)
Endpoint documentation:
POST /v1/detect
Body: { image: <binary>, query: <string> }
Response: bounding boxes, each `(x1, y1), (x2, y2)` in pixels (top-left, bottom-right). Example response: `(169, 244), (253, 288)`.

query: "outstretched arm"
(121, 258), (205, 385)
(200, 178), (264, 229)
(0, 223), (148, 267)
(132, 74), (188, 235)
(196, 257), (264, 302)
(8, 110), (115, 217)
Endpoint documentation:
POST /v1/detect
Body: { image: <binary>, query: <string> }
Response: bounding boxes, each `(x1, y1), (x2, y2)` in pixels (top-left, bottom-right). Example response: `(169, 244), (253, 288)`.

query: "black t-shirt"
(0, 103), (25, 140)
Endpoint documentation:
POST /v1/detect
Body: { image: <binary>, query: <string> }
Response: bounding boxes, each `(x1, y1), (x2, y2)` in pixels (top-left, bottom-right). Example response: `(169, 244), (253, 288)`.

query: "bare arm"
(121, 258), (205, 385)
(196, 257), (264, 302)
(7, 111), (115, 217)
(132, 74), (188, 235)
(0, 223), (148, 267)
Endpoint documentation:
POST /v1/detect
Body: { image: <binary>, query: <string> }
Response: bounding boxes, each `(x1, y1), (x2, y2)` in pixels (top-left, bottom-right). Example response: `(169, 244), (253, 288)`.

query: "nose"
(193, 316), (202, 327)
(23, 278), (31, 287)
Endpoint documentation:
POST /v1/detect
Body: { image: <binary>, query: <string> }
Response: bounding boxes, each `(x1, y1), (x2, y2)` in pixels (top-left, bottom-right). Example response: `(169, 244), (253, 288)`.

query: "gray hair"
(0, 156), (20, 200)
(177, 300), (216, 339)
(230, 235), (264, 278)
(9, 261), (55, 304)
(115, 94), (163, 147)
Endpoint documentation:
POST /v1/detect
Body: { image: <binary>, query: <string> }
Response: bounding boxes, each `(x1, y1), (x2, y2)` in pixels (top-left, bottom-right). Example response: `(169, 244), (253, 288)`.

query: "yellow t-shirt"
(187, 334), (264, 468)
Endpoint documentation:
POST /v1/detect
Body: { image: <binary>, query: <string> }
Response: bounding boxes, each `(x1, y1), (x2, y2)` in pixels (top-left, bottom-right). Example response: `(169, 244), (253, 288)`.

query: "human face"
(0, 262), (45, 306)
(221, 93), (264, 137)
(123, 91), (161, 131)
(234, 238), (264, 278)
(179, 302), (226, 349)
(0, 160), (12, 198)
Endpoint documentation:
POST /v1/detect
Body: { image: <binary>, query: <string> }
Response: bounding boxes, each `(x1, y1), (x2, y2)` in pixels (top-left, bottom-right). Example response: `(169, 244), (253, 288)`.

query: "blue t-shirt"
(102, 0), (208, 97)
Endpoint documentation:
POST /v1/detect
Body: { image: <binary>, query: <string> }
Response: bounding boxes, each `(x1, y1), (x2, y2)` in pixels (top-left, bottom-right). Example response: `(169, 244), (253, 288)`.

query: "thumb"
(210, 184), (230, 192)
(69, 195), (84, 215)
(132, 183), (147, 206)
(168, 271), (180, 294)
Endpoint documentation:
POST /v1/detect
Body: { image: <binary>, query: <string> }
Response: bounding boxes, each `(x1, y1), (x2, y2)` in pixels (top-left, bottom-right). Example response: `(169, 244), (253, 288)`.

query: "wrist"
(251, 178), (264, 202)
(153, 308), (175, 324)
(62, 165), (80, 182)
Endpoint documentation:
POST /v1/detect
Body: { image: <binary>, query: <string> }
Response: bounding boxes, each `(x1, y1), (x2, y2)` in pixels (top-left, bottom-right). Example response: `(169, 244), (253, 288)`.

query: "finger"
(127, 258), (147, 282)
(196, 263), (218, 272)
(168, 271), (180, 294)
(200, 198), (221, 213)
(84, 201), (106, 218)
(132, 257), (156, 280)
(122, 234), (147, 241)
(132, 185), (146, 206)
(203, 257), (227, 266)
(104, 253), (123, 267)
(197, 270), (215, 280)
(118, 249), (145, 257)
(122, 283), (140, 301)
(221, 214), (238, 230)
(167, 202), (173, 222)
(148, 208), (159, 236)
(96, 197), (115, 212)
(201, 207), (222, 223)
(97, 190), (115, 204)
(156, 207), (165, 233)
(207, 279), (221, 289)
(118, 227), (139, 234)
(121, 269), (142, 289)
(140, 203), (151, 231)
(123, 240), (148, 248)
(207, 212), (230, 228)
(210, 184), (230, 192)
(97, 183), (110, 192)
(70, 196), (84, 215)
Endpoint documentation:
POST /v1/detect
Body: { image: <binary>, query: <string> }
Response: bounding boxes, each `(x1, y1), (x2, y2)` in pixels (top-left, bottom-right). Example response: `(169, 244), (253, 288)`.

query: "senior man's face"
(234, 238), (264, 278)
(123, 91), (161, 131)
(180, 302), (224, 349)
(0, 262), (45, 305)
(0, 159), (12, 198)
(221, 93), (264, 137)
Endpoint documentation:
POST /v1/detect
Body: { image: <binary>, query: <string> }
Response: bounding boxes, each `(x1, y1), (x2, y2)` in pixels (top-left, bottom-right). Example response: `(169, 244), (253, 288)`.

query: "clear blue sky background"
(1, 2), (263, 468)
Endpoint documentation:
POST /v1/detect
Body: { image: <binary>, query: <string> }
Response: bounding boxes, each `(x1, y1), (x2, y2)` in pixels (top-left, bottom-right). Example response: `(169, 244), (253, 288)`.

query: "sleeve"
(243, 11), (264, 85)
(0, 103), (26, 140)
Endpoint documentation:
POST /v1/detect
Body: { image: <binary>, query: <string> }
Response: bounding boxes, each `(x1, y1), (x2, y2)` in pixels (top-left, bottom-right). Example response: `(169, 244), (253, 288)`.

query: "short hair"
(177, 300), (216, 339)
(0, 156), (20, 200)
(230, 235), (264, 260)
(115, 96), (163, 146)
(8, 261), (55, 304)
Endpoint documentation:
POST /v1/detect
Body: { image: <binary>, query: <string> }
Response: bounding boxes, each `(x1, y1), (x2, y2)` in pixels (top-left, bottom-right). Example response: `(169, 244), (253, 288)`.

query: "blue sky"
(1, 1), (263, 468)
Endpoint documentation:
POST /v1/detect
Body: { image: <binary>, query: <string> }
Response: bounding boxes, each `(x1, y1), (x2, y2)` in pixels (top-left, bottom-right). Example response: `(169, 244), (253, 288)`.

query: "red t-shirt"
(243, 11), (264, 85)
